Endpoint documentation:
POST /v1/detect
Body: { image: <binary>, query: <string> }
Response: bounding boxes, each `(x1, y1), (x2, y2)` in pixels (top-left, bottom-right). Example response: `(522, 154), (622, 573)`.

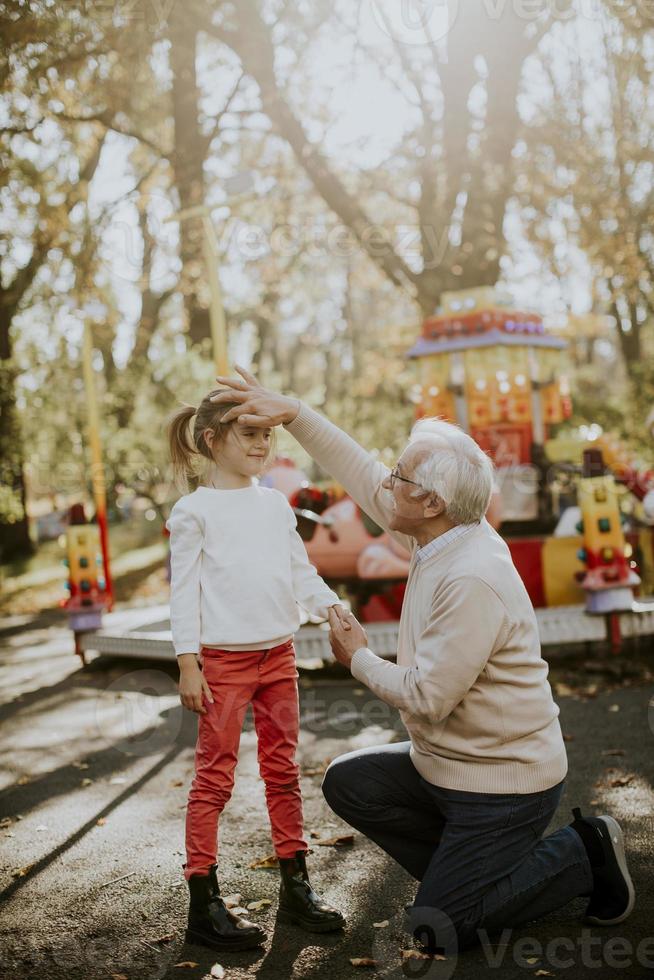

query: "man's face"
(381, 442), (435, 534)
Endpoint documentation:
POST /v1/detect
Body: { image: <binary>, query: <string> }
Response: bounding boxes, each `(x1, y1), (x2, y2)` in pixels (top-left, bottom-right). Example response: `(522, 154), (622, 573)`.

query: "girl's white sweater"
(165, 484), (339, 656)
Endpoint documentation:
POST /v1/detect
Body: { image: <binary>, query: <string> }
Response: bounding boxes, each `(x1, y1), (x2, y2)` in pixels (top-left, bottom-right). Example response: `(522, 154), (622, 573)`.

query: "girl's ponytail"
(167, 403), (200, 495)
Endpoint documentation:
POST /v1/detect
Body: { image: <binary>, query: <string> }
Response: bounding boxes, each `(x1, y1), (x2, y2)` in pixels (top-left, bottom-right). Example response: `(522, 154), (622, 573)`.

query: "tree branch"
(201, 1), (422, 306)
(54, 109), (169, 159)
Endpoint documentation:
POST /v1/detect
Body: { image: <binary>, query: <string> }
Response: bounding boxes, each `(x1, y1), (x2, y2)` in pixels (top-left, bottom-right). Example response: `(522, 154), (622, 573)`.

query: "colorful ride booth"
(292, 286), (654, 650)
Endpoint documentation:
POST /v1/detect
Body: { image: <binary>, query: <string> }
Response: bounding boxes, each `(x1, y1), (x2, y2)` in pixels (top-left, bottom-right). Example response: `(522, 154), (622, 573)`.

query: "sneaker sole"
(184, 926), (267, 951)
(277, 907), (346, 933)
(584, 815), (636, 926)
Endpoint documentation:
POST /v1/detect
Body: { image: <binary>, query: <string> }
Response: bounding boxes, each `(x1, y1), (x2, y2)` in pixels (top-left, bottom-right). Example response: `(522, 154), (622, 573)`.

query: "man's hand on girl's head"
(210, 364), (300, 427)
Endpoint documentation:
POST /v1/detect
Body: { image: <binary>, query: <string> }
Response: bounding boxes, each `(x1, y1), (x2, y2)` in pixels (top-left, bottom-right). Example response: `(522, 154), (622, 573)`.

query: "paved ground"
(1, 608), (653, 980)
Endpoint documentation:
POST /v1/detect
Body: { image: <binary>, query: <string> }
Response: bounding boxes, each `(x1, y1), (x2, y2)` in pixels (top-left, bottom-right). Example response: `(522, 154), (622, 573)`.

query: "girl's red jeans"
(183, 639), (308, 880)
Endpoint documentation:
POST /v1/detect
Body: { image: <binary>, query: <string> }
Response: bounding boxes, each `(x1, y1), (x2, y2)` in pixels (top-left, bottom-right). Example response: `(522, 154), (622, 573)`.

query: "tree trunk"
(0, 308), (34, 562)
(611, 300), (641, 374)
(169, 8), (211, 347)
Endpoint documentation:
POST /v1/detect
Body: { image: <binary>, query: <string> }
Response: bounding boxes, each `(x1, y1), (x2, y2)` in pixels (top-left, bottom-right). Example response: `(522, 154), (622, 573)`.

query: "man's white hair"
(407, 417), (494, 525)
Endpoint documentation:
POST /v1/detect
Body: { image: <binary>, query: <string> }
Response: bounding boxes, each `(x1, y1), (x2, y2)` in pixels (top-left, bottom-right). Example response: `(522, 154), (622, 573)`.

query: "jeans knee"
(321, 762), (346, 810)
(263, 774), (300, 794)
(190, 772), (234, 806)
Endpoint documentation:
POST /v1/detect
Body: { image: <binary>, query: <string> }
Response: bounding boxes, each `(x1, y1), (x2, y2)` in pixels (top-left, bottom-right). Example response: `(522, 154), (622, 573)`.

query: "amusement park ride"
(267, 287), (654, 647)
(66, 286), (654, 663)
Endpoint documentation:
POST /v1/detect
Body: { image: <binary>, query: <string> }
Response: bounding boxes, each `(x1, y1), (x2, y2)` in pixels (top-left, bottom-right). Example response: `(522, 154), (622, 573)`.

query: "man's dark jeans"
(321, 741), (593, 952)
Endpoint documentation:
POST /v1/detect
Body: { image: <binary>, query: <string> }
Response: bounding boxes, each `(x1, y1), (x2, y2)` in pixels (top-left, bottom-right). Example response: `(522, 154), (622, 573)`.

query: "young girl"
(166, 388), (348, 952)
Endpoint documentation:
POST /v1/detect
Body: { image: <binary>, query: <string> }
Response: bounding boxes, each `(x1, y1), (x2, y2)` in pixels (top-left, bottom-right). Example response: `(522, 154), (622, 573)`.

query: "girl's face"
(208, 422), (273, 478)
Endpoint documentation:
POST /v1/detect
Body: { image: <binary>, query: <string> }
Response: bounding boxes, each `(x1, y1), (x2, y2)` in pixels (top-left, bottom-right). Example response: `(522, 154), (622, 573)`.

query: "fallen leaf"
(590, 798), (599, 805)
(96, 818), (107, 826)
(73, 761), (90, 770)
(535, 971), (554, 977)
(11, 865), (33, 878)
(249, 853), (279, 870)
(81, 778), (93, 787)
(222, 893), (242, 908)
(349, 958), (377, 967)
(555, 683), (573, 697)
(301, 767), (325, 777)
(154, 933), (174, 944)
(17, 775), (30, 785)
(609, 775), (634, 788)
(526, 956), (539, 964)
(601, 749), (625, 757)
(372, 920), (389, 928)
(401, 949), (446, 961)
(171, 779), (184, 787)
(111, 974), (129, 979)
(608, 704), (620, 712)
(247, 899), (272, 911)
(562, 733), (575, 742)
(314, 834), (354, 847)
(210, 966), (225, 979)
(174, 962), (200, 968)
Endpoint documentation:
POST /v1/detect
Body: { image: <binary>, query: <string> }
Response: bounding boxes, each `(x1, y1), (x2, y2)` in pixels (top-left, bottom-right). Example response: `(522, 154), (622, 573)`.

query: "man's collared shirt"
(415, 521), (479, 564)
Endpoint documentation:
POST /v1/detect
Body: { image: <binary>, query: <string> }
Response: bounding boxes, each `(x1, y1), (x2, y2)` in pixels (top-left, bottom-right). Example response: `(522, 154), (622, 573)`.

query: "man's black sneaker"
(569, 807), (635, 925)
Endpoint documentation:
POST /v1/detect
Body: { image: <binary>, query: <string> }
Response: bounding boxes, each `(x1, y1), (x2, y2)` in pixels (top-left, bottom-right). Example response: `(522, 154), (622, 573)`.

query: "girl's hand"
(327, 608), (368, 669)
(210, 365), (301, 427)
(330, 603), (352, 631)
(178, 660), (215, 715)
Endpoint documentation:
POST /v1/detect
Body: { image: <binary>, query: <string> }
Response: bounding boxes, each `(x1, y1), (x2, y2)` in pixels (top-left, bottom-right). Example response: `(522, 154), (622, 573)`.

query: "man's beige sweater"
(285, 405), (568, 794)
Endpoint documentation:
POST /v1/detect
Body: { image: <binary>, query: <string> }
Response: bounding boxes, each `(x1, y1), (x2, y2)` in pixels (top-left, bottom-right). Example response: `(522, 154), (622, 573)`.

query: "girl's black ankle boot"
(185, 863), (267, 951)
(277, 850), (346, 933)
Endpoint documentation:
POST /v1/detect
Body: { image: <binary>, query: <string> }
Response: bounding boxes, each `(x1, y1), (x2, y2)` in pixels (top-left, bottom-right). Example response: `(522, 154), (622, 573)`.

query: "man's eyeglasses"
(388, 468), (422, 490)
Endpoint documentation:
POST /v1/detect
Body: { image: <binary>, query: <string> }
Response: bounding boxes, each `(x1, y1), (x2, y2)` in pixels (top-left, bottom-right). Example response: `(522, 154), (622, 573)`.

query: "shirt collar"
(415, 522), (478, 564)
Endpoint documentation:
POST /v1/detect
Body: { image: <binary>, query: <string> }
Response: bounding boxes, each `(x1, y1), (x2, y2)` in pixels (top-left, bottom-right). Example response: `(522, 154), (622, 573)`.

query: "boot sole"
(185, 926), (267, 951)
(277, 907), (346, 933)
(583, 815), (636, 926)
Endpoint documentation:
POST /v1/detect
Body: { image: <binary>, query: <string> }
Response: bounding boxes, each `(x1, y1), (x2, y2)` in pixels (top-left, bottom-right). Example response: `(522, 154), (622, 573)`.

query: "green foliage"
(2, 0), (653, 542)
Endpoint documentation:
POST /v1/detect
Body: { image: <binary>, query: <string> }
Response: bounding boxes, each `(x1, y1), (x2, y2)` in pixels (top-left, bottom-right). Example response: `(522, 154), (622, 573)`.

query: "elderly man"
(210, 368), (634, 954)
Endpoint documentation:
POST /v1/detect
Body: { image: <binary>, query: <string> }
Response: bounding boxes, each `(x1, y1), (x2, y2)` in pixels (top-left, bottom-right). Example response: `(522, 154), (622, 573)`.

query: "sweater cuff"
(284, 402), (323, 441)
(313, 592), (342, 620)
(350, 646), (382, 682)
(174, 640), (200, 656)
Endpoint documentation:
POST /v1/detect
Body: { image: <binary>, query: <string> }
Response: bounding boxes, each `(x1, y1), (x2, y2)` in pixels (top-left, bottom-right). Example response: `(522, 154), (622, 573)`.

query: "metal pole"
(81, 320), (114, 610)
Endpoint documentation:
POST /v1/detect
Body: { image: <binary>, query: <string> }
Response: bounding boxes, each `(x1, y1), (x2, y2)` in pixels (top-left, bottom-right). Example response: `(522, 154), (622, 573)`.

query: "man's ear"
(423, 494), (445, 519)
